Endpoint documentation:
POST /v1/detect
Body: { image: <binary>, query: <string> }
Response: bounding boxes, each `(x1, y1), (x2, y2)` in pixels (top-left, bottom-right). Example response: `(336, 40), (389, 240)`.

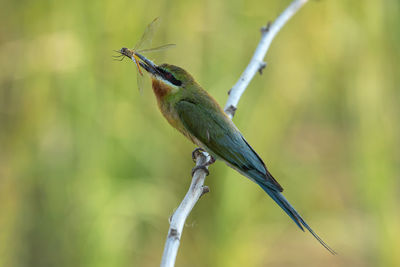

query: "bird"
(122, 51), (336, 254)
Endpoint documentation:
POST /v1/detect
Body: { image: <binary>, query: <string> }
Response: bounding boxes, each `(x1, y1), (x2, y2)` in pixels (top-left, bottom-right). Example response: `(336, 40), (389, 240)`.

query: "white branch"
(224, 0), (308, 118)
(160, 1), (308, 266)
(160, 151), (210, 267)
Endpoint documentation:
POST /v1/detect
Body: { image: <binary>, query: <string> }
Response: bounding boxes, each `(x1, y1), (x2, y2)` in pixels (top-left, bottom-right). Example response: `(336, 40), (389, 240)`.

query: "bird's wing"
(175, 99), (283, 192)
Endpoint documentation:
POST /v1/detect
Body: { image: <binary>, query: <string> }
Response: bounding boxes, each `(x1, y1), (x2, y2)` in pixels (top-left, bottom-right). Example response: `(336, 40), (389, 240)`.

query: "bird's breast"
(160, 103), (197, 144)
(151, 88), (195, 144)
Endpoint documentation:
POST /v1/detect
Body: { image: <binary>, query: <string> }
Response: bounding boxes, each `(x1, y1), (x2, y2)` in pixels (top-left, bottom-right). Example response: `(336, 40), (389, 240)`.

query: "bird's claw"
(207, 156), (216, 165)
(191, 155), (216, 177)
(191, 147), (205, 162)
(191, 165), (209, 176)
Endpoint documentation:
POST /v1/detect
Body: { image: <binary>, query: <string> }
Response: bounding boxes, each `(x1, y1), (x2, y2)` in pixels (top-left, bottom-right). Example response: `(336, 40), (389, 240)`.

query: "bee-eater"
(126, 51), (335, 254)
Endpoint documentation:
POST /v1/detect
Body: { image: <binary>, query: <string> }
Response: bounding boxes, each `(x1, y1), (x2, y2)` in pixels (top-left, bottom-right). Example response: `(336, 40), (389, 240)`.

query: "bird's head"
(135, 53), (195, 98)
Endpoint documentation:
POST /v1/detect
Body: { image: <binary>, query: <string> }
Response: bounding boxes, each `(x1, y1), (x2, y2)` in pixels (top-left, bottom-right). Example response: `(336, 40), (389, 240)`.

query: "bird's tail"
(256, 181), (336, 254)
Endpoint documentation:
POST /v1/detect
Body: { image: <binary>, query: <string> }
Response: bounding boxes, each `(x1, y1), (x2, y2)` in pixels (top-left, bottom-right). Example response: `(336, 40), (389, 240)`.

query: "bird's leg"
(191, 152), (216, 177)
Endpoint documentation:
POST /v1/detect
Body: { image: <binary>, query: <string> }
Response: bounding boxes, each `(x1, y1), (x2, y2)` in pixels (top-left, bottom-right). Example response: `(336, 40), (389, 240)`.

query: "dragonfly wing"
(133, 17), (160, 50)
(137, 44), (176, 53)
(136, 68), (144, 94)
(131, 55), (144, 93)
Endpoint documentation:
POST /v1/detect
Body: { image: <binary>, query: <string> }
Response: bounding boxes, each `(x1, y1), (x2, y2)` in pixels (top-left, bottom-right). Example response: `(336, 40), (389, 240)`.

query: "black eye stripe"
(156, 67), (182, 86)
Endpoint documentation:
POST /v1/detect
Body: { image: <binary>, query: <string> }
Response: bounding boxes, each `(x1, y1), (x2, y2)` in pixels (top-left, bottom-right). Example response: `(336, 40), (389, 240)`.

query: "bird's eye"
(165, 73), (173, 80)
(157, 68), (182, 86)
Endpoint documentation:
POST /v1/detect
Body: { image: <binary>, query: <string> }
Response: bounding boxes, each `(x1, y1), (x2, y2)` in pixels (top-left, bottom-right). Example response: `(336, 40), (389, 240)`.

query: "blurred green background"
(1, 0), (399, 266)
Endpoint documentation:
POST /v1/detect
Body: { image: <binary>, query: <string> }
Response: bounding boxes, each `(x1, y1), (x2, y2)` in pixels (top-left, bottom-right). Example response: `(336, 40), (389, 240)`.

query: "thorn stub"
(261, 21), (272, 34)
(169, 228), (179, 240)
(225, 105), (237, 117)
(228, 88), (232, 95)
(258, 62), (267, 75)
(200, 186), (210, 197)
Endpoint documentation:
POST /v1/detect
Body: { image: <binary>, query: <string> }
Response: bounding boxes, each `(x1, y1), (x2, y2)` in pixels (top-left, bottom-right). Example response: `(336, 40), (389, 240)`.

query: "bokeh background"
(1, 0), (399, 266)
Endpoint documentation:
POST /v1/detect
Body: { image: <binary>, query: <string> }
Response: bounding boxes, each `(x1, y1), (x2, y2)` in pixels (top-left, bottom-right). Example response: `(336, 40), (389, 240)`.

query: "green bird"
(121, 50), (335, 254)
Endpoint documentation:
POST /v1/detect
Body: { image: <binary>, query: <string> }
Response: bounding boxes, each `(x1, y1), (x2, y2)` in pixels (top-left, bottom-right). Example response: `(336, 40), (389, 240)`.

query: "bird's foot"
(191, 165), (209, 176)
(207, 156), (216, 165)
(191, 147), (205, 162)
(191, 155), (216, 177)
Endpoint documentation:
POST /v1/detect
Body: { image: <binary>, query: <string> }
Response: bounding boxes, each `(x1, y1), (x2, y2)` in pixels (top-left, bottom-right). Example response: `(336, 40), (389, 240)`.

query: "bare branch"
(160, 0), (308, 266)
(224, 0), (308, 118)
(161, 152), (211, 267)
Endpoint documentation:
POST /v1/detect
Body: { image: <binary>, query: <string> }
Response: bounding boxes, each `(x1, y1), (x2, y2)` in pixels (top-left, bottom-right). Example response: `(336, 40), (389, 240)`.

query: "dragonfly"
(114, 17), (175, 92)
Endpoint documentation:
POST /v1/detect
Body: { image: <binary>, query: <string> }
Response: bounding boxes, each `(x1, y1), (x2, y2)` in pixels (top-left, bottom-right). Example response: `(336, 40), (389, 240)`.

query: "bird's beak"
(134, 52), (160, 77)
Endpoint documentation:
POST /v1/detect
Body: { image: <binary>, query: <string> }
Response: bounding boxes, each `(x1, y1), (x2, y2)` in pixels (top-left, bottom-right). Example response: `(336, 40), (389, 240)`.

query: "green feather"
(175, 99), (283, 192)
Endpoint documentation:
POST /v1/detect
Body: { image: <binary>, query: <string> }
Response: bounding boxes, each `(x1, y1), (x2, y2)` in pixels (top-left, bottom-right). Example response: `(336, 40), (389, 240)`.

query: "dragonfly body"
(115, 18), (175, 90)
